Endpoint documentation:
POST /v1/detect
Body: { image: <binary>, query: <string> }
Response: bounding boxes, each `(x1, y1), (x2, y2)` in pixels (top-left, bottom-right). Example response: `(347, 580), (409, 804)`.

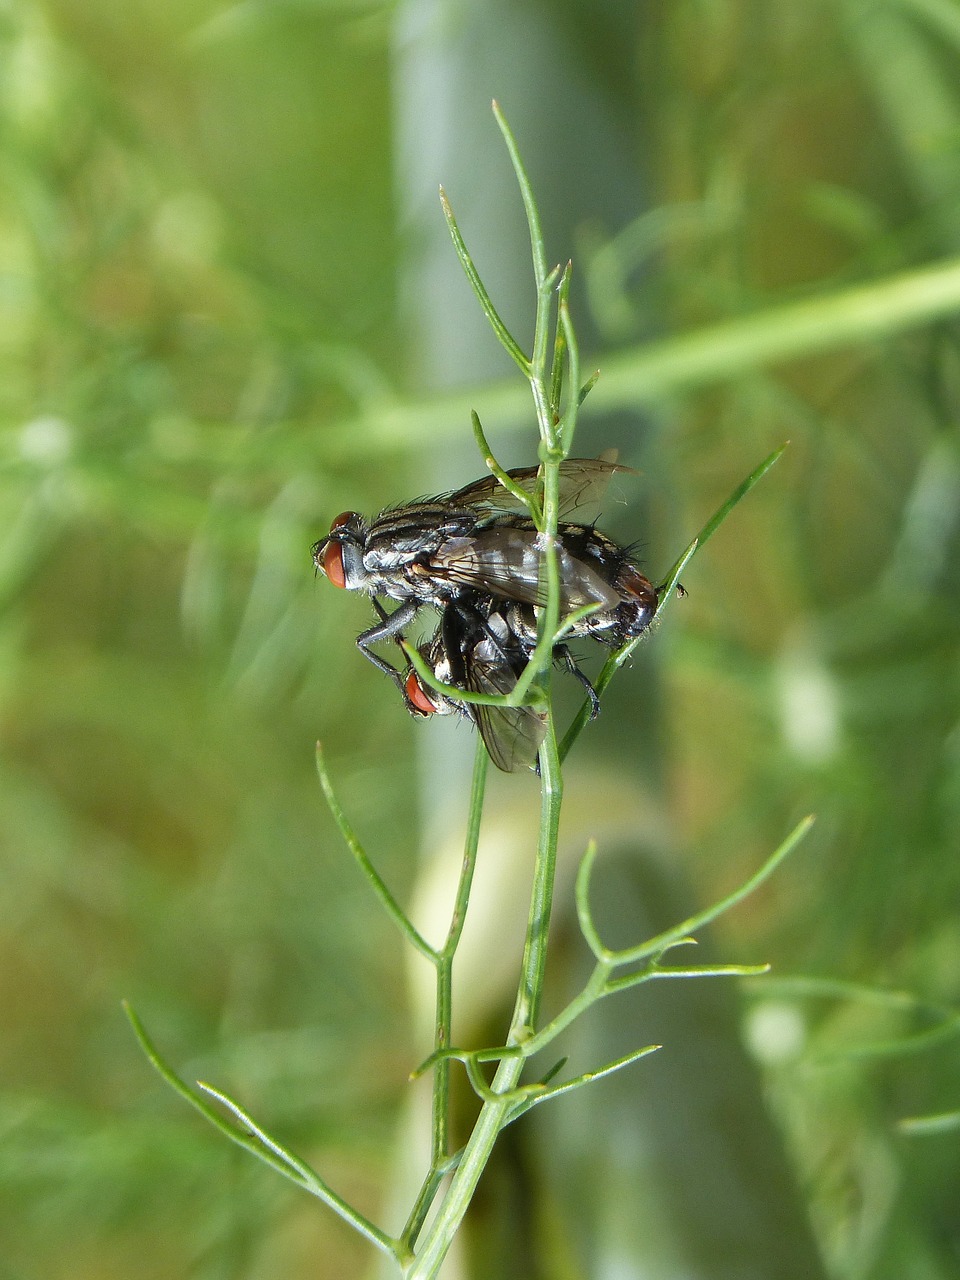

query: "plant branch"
(439, 186), (530, 376)
(124, 1003), (402, 1262)
(315, 743), (436, 962)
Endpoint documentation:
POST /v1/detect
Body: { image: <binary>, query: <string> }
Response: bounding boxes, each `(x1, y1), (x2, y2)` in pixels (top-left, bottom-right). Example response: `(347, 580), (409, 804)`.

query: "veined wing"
(426, 525), (622, 612)
(444, 452), (637, 518)
(465, 651), (546, 773)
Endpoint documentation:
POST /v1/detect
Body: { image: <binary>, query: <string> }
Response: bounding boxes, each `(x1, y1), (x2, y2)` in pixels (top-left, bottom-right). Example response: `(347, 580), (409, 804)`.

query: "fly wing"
(445, 453), (636, 518)
(465, 654), (547, 773)
(428, 526), (621, 612)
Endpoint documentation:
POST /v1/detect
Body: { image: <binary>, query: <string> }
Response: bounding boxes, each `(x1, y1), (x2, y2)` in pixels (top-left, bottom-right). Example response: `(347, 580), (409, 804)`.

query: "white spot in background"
(19, 416), (72, 464)
(6, 15), (58, 133)
(744, 1000), (806, 1065)
(883, 437), (960, 594)
(776, 633), (840, 762)
(152, 192), (223, 267)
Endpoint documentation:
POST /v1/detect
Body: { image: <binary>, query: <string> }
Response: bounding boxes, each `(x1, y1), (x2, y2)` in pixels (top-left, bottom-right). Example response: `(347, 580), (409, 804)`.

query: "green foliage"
(127, 109), (809, 1276)
(2, 1), (960, 1277)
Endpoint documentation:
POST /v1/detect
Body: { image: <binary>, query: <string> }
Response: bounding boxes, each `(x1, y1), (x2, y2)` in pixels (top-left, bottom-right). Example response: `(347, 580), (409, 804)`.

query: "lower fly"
(402, 597), (603, 772)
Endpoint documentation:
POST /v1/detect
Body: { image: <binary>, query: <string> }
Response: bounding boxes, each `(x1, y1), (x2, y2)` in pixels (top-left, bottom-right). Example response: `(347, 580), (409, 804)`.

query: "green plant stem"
(406, 718), (565, 1278)
(557, 281), (582, 455)
(128, 102), (826, 1280)
(585, 814), (815, 968)
(407, 114), (570, 1266)
(124, 1002), (403, 1264)
(439, 186), (530, 377)
(559, 442), (786, 762)
(549, 264), (572, 420)
(431, 739), (487, 1165)
(514, 718), (564, 1035)
(405, 1056), (525, 1279)
(407, 805), (809, 1278)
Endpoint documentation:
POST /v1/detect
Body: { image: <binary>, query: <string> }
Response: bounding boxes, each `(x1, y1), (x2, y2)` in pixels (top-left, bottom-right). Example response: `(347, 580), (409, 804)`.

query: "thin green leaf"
(492, 99), (548, 288)
(549, 263), (572, 422)
(401, 639), (545, 710)
(401, 1164), (454, 1254)
(694, 441), (788, 551)
(606, 815), (815, 968)
(123, 1004), (399, 1258)
(577, 368), (600, 407)
(575, 841), (606, 960)
(557, 280), (582, 456)
(470, 410), (540, 517)
(315, 744), (436, 962)
(605, 963), (772, 997)
(504, 1045), (661, 1126)
(439, 186), (530, 375)
(538, 1057), (569, 1087)
(559, 444), (785, 763)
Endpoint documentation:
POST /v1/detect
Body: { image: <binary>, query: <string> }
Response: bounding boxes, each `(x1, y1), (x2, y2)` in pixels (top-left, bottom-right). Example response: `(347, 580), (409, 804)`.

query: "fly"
(402, 596), (602, 773)
(313, 456), (657, 695)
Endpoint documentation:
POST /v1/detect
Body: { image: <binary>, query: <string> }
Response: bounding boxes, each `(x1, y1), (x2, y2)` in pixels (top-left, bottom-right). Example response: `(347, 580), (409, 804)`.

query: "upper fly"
(312, 456), (658, 699)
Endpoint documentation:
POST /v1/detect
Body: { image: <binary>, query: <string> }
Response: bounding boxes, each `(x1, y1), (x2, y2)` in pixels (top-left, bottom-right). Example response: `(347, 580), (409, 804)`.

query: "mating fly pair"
(313, 456), (659, 771)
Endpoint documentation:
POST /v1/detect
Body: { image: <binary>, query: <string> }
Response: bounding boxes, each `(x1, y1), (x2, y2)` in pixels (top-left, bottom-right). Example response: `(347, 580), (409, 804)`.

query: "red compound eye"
(320, 512), (357, 589)
(321, 541), (347, 588)
(405, 669), (437, 716)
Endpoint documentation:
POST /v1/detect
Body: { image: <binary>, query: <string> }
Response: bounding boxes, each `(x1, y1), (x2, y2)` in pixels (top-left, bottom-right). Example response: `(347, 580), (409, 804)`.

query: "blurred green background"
(2, 0), (960, 1276)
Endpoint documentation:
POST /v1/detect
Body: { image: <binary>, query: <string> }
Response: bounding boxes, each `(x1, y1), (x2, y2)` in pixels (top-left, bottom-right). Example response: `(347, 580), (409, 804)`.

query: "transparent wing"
(428, 526), (621, 612)
(445, 452), (635, 518)
(465, 654), (547, 773)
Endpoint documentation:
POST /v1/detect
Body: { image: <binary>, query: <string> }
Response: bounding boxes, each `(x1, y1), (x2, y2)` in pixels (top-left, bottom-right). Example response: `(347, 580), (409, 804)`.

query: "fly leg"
(355, 599), (422, 699)
(558, 646), (601, 720)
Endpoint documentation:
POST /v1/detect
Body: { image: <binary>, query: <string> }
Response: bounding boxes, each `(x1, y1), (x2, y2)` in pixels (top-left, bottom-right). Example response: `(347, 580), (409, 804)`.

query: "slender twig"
(315, 744), (436, 962)
(431, 740), (488, 1164)
(493, 99), (549, 289)
(470, 410), (541, 518)
(439, 186), (530, 376)
(124, 1002), (403, 1262)
(596, 815), (814, 968)
(559, 442), (788, 763)
(502, 1044), (662, 1123)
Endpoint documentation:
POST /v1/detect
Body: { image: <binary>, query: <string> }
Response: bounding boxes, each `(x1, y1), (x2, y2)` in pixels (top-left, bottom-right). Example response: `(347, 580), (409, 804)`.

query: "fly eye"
(321, 541), (348, 588)
(405, 669), (438, 716)
(319, 512), (360, 588)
